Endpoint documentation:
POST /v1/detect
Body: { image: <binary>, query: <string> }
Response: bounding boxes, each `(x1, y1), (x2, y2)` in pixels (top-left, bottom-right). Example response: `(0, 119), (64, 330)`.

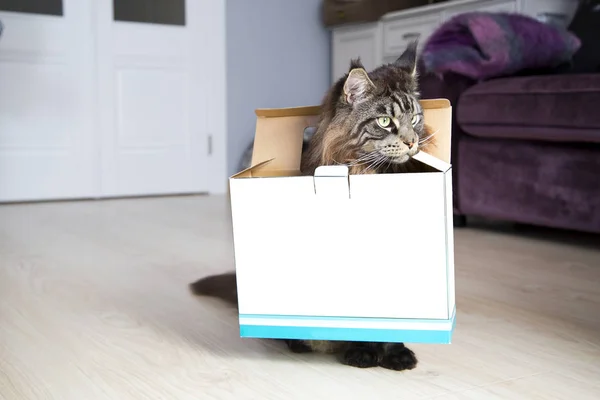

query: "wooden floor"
(0, 195), (599, 399)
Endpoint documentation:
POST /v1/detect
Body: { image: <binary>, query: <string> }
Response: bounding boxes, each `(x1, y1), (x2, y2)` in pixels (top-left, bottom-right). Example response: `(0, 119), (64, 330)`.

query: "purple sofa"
(420, 72), (600, 234)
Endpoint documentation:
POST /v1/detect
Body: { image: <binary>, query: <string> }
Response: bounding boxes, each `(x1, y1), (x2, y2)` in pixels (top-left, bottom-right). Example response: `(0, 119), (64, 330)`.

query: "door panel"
(0, 0), (96, 201)
(0, 0), (63, 16)
(0, 0), (213, 201)
(97, 0), (208, 197)
(113, 0), (185, 26)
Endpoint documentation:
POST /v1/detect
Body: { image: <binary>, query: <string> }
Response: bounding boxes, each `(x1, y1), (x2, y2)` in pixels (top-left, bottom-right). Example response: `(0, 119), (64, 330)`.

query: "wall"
(226, 0), (330, 176)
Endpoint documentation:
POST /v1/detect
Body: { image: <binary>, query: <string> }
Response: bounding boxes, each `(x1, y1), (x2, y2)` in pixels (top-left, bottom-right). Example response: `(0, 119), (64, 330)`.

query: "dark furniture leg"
(453, 214), (467, 227)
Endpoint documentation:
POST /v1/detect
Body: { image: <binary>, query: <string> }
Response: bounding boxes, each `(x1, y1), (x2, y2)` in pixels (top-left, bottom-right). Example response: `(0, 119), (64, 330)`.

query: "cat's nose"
(403, 140), (415, 149)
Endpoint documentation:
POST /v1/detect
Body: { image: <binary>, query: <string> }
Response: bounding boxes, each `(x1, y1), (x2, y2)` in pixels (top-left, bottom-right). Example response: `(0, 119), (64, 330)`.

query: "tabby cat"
(190, 41), (437, 371)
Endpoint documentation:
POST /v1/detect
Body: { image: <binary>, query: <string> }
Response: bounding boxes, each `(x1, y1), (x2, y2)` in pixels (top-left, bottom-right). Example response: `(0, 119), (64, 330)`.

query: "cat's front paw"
(342, 346), (379, 368)
(379, 345), (418, 371)
(284, 339), (313, 353)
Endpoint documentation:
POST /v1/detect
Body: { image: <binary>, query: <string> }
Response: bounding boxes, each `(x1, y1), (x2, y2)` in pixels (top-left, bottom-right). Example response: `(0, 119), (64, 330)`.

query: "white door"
(96, 0), (209, 197)
(0, 0), (96, 202)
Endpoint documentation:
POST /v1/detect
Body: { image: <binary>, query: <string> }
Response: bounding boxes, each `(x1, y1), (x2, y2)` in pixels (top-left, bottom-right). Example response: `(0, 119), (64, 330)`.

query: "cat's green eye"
(377, 116), (391, 128)
(411, 115), (419, 126)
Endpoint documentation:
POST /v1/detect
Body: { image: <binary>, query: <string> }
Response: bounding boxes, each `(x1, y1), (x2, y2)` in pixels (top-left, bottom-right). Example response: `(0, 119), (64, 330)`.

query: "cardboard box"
(229, 99), (455, 344)
(322, 0), (434, 27)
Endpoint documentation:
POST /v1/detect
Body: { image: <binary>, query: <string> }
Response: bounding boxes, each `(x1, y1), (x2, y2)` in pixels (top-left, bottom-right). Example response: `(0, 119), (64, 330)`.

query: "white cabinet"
(443, 0), (517, 21)
(331, 0), (580, 83)
(382, 13), (440, 63)
(0, 0), (226, 202)
(332, 23), (380, 82)
(522, 0), (579, 26)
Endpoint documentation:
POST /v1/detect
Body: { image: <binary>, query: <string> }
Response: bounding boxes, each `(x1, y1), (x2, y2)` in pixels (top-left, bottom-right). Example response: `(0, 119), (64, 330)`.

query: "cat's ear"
(349, 57), (365, 71)
(343, 68), (374, 106)
(395, 41), (418, 77)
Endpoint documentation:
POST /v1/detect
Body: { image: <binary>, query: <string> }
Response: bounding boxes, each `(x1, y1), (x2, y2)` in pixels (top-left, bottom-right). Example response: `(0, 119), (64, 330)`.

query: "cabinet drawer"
(382, 14), (440, 58)
(522, 0), (579, 27)
(443, 0), (516, 21)
(332, 24), (380, 81)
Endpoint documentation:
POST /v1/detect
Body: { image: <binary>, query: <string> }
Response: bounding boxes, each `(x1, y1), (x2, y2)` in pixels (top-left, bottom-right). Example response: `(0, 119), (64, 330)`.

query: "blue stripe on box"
(239, 309), (456, 344)
(240, 313), (450, 324)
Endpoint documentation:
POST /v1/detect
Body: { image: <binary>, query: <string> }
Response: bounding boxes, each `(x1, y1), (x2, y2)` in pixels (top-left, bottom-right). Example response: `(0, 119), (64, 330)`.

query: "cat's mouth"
(386, 154), (411, 164)
(377, 146), (418, 164)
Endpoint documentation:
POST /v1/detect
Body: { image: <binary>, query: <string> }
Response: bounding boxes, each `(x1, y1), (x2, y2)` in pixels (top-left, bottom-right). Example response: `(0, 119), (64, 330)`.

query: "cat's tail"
(189, 271), (239, 308)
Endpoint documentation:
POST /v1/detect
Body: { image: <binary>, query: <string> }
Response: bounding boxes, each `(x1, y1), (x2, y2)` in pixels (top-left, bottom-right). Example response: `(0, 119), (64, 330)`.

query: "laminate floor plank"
(0, 196), (598, 399)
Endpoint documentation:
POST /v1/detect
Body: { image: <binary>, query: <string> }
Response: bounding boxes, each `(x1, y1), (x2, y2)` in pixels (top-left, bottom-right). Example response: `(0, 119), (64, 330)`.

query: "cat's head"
(328, 42), (427, 168)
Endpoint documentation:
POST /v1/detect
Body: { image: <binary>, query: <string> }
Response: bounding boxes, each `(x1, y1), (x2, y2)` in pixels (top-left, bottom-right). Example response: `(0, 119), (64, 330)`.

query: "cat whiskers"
(332, 150), (388, 173)
(343, 151), (380, 167)
(419, 129), (439, 146)
(364, 153), (388, 173)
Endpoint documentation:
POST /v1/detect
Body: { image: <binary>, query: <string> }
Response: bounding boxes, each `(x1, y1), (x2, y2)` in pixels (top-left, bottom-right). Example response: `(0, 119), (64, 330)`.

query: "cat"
(300, 41), (437, 176)
(190, 41), (437, 371)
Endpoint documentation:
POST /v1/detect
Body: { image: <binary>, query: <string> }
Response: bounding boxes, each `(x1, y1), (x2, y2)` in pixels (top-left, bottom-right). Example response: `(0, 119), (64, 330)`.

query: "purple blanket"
(421, 12), (581, 80)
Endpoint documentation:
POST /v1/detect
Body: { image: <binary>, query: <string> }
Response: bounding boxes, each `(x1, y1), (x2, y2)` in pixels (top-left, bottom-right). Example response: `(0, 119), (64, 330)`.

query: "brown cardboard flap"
(421, 101), (452, 164)
(232, 159), (302, 178)
(250, 112), (320, 172)
(255, 106), (321, 118)
(231, 159), (274, 178)
(251, 98), (451, 171)
(420, 99), (450, 109)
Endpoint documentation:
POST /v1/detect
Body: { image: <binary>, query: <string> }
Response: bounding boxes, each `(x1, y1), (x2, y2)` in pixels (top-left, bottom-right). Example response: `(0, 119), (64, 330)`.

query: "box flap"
(250, 99), (451, 174)
(419, 99), (452, 164)
(314, 165), (350, 178)
(255, 106), (321, 118)
(250, 107), (321, 173)
(412, 150), (451, 173)
(231, 159), (274, 179)
(313, 165), (350, 198)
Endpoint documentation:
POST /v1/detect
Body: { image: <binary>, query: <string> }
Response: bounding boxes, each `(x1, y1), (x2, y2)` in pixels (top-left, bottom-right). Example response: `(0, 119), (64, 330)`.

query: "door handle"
(402, 32), (421, 40)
